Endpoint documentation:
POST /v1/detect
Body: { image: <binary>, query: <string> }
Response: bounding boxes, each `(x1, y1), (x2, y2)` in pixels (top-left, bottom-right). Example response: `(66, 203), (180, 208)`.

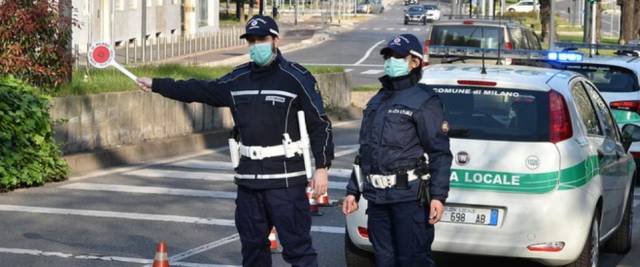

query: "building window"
(147, 0), (152, 7)
(156, 0), (163, 6)
(116, 0), (125, 10)
(172, 0), (179, 4)
(199, 0), (209, 26)
(129, 0), (138, 9)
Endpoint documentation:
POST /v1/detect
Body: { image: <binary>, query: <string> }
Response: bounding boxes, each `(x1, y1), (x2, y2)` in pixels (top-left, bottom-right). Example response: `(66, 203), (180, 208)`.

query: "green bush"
(0, 76), (68, 191)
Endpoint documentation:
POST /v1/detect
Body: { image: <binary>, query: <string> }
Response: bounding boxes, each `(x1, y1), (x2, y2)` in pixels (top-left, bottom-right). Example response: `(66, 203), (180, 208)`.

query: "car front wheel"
(345, 234), (375, 267)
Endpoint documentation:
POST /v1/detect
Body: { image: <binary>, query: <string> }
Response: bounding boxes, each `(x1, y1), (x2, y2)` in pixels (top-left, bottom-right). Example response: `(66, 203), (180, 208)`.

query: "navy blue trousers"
(235, 185), (317, 267)
(367, 200), (436, 267)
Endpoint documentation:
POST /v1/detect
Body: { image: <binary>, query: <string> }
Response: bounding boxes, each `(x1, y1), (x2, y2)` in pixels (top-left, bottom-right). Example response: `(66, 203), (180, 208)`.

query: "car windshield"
(563, 64), (639, 92)
(431, 25), (502, 49)
(408, 6), (424, 12)
(428, 85), (550, 141)
(424, 5), (437, 10)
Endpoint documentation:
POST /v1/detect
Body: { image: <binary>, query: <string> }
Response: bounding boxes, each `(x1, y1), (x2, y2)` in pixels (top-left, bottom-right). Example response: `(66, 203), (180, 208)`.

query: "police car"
(542, 48), (640, 185)
(345, 60), (638, 266)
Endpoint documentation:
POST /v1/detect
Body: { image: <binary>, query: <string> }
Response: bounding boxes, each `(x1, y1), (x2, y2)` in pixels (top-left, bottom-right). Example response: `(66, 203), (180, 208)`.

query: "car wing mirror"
(621, 124), (640, 151)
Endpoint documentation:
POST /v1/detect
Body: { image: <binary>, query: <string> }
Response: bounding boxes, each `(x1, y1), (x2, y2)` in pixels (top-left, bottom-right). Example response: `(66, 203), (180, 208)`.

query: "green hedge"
(0, 76), (68, 191)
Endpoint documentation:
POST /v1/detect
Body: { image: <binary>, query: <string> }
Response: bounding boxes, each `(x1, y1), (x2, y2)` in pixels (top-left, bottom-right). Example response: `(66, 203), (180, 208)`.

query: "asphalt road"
(286, 1), (450, 87)
(0, 117), (638, 267)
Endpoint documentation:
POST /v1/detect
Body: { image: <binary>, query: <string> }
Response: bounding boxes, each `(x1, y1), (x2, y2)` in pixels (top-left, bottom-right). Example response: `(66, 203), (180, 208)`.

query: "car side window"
(571, 81), (602, 136)
(524, 30), (541, 50)
(582, 82), (621, 141)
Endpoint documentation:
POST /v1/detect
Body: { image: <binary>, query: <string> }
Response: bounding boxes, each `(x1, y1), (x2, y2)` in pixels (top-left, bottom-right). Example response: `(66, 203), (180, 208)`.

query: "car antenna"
(496, 12), (503, 65)
(481, 27), (487, 74)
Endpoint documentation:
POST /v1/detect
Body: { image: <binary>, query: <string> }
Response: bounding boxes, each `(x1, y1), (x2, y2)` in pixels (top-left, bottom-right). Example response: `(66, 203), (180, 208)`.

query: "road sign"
(87, 42), (138, 82)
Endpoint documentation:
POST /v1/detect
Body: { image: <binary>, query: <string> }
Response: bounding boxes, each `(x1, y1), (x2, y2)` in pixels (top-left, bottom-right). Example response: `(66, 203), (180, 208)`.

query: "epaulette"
(219, 63), (251, 83)
(289, 62), (310, 75)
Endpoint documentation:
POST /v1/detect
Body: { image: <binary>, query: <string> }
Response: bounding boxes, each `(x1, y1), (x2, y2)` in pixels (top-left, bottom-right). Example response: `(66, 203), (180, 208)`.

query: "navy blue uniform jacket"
(346, 70), (452, 204)
(152, 52), (334, 189)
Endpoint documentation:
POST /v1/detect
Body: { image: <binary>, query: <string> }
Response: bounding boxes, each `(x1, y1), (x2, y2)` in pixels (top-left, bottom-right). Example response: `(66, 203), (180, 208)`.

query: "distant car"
(423, 19), (542, 64)
(404, 0), (418, 6)
(357, 0), (384, 14)
(507, 0), (539, 13)
(423, 4), (441, 22)
(404, 5), (427, 25)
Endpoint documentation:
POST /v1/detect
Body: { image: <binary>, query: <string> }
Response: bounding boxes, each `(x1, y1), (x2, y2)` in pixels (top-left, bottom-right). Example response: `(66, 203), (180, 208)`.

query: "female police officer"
(342, 34), (452, 267)
(137, 15), (333, 267)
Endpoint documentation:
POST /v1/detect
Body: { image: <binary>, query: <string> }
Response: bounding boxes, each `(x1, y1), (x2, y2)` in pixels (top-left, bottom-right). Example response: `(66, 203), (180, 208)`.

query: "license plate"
(441, 206), (499, 226)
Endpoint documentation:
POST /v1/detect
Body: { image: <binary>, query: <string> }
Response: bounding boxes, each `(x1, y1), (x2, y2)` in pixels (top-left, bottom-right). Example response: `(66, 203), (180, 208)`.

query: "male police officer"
(342, 34), (452, 267)
(137, 15), (334, 267)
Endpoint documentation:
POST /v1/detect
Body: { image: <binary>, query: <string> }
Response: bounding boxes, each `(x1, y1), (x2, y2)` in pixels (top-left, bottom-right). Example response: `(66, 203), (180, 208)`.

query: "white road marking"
(360, 27), (369, 30)
(69, 147), (229, 181)
(0, 247), (236, 267)
(373, 27), (381, 30)
(361, 69), (384, 75)
(126, 169), (236, 181)
(170, 160), (234, 171)
(334, 146), (360, 158)
(60, 183), (237, 199)
(345, 68), (354, 73)
(169, 234), (240, 262)
(354, 40), (386, 65)
(0, 205), (345, 234)
(386, 27), (395, 31)
(413, 27), (421, 31)
(400, 27), (407, 31)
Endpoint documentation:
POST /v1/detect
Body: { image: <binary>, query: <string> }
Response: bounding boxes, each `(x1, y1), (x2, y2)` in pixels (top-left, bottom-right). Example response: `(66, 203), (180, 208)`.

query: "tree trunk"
(237, 0), (246, 23)
(226, 0), (230, 15)
(634, 0), (640, 38)
(249, 0), (255, 18)
(597, 2), (603, 41)
(619, 0), (635, 44)
(539, 0), (551, 43)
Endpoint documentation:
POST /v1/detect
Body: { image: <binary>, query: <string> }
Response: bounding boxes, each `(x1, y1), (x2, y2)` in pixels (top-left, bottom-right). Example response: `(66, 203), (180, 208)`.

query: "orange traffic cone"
(152, 242), (170, 267)
(316, 192), (333, 207)
(306, 187), (323, 216)
(269, 227), (281, 253)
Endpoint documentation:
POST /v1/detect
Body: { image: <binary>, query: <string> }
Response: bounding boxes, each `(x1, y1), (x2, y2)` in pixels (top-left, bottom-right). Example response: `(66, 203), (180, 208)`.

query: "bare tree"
(619, 0), (635, 44)
(539, 0), (551, 43)
(596, 2), (603, 41)
(237, 0), (246, 23)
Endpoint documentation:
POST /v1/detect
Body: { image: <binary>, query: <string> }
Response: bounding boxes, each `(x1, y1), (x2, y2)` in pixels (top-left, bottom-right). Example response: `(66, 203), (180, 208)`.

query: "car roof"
(568, 55), (640, 73)
(432, 19), (526, 28)
(421, 63), (576, 92)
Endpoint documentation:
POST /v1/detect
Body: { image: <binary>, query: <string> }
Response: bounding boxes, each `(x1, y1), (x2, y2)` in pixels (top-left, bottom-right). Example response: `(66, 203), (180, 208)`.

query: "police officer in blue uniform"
(137, 15), (334, 267)
(342, 34), (452, 267)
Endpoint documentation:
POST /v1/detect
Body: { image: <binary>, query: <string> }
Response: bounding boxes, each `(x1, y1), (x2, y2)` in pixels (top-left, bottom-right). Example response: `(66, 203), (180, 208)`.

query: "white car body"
(507, 0), (539, 13)
(345, 64), (636, 266)
(424, 6), (441, 21)
(558, 56), (640, 155)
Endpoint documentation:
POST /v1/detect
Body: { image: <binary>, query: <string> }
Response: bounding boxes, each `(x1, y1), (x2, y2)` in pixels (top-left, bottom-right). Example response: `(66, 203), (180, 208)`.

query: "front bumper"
(345, 187), (598, 266)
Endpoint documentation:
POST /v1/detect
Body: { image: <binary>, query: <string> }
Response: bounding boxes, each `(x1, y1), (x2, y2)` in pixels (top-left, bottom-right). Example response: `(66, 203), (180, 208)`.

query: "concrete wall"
(52, 72), (352, 155)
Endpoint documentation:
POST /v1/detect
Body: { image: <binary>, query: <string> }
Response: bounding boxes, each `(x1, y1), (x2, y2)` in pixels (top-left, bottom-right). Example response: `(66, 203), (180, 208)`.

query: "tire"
(603, 177), (635, 253)
(345, 234), (375, 267)
(422, 19), (427, 25)
(508, 8), (516, 12)
(404, 20), (408, 25)
(566, 213), (599, 267)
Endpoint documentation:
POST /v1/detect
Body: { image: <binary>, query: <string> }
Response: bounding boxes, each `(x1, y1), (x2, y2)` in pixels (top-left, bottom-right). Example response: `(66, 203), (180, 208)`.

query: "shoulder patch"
(290, 62), (310, 75)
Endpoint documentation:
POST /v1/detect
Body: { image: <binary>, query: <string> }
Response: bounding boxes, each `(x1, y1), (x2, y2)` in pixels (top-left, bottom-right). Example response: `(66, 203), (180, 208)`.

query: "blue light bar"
(546, 51), (583, 62)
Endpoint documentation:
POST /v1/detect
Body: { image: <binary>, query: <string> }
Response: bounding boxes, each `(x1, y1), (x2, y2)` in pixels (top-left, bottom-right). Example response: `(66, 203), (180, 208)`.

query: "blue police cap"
(380, 34), (423, 60)
(240, 15), (280, 39)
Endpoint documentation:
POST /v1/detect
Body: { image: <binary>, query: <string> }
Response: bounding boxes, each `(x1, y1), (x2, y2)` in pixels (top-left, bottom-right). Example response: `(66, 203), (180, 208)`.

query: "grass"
(56, 64), (343, 96)
(353, 83), (380, 92)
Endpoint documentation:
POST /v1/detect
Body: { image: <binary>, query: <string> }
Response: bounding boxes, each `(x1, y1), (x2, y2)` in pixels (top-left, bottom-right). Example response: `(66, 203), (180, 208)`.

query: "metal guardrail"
(74, 27), (245, 67)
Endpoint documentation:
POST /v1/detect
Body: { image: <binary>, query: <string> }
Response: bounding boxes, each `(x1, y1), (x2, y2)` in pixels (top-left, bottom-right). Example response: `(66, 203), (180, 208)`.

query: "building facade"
(72, 0), (219, 52)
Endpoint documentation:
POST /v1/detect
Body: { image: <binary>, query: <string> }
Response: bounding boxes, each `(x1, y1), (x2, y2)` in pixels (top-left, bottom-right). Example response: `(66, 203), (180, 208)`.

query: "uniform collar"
(379, 68), (421, 91)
